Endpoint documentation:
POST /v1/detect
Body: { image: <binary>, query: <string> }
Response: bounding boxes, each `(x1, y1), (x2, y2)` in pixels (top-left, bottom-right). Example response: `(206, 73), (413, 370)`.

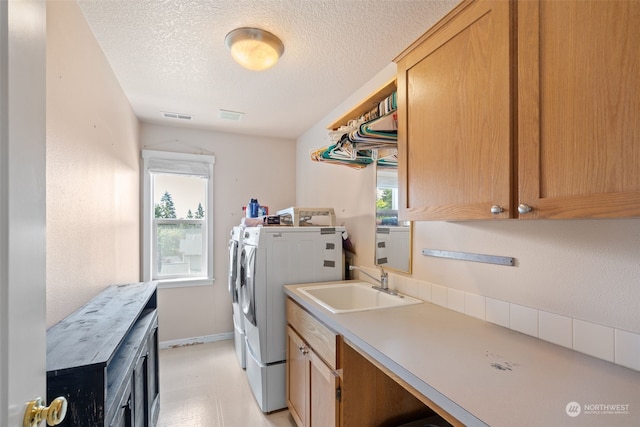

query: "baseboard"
(159, 332), (234, 349)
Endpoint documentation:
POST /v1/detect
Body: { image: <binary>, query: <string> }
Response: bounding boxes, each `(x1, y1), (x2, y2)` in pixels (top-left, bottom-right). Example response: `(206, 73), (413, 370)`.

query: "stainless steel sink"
(298, 281), (422, 314)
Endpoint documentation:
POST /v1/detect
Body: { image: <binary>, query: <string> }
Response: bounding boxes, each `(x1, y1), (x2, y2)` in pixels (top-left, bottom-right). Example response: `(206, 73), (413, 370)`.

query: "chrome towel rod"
(422, 249), (515, 266)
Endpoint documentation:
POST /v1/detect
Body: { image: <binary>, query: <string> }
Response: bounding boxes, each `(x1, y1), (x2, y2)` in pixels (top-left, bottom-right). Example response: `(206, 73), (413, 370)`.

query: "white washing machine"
(240, 226), (344, 413)
(228, 226), (246, 369)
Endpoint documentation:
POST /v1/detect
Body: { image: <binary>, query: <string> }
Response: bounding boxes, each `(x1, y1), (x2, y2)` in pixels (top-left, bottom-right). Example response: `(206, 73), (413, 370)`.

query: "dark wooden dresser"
(47, 281), (159, 427)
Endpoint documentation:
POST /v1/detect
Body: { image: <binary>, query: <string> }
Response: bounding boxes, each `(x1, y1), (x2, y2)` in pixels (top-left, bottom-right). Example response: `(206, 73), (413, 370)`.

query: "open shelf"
(327, 79), (396, 131)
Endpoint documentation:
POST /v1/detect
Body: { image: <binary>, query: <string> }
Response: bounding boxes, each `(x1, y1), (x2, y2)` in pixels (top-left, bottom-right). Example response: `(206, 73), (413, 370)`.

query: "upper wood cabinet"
(518, 0), (640, 219)
(396, 0), (513, 221)
(395, 0), (640, 220)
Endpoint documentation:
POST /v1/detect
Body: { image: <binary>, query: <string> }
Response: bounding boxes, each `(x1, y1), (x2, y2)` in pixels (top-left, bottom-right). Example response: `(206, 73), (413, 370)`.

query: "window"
(142, 150), (215, 287)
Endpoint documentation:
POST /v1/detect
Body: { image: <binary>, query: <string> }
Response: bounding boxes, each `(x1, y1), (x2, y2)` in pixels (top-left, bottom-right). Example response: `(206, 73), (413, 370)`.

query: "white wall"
(46, 0), (141, 326)
(296, 65), (640, 338)
(45, 0), (296, 343)
(140, 124), (296, 342)
(412, 219), (640, 333)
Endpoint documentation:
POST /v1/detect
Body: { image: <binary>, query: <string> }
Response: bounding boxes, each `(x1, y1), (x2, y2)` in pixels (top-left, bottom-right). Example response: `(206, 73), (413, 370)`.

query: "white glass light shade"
(225, 28), (284, 71)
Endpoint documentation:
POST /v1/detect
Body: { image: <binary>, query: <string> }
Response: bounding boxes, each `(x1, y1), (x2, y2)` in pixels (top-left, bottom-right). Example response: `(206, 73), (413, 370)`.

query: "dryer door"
(228, 238), (239, 303)
(240, 244), (257, 326)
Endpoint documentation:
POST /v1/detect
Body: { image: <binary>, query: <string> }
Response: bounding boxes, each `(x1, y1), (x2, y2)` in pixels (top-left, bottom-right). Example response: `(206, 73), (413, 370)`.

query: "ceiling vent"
(219, 109), (244, 121)
(162, 111), (193, 120)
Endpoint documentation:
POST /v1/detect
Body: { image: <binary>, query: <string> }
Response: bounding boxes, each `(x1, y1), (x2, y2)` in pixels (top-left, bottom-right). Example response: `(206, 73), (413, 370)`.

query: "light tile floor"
(158, 340), (296, 427)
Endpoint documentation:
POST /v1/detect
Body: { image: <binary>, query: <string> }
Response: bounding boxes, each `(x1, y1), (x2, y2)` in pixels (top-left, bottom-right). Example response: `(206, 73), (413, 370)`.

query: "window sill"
(156, 277), (214, 289)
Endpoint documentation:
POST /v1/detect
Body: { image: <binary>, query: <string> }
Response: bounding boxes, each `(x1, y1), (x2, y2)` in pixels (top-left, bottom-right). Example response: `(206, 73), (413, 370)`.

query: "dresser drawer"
(286, 298), (339, 369)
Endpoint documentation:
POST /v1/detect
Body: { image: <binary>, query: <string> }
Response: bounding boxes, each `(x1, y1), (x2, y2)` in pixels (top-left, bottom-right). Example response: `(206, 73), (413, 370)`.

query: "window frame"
(142, 149), (215, 288)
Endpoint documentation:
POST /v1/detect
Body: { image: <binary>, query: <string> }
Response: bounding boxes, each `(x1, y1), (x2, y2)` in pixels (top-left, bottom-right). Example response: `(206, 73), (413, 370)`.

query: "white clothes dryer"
(240, 226), (344, 413)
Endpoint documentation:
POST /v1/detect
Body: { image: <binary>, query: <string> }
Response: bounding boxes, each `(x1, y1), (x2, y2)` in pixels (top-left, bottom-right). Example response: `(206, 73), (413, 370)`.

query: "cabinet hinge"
(336, 387), (342, 402)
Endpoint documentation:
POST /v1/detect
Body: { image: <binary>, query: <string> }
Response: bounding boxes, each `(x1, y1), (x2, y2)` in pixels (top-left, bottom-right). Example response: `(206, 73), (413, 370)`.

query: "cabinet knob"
(490, 205), (504, 214)
(298, 345), (309, 355)
(518, 204), (533, 214)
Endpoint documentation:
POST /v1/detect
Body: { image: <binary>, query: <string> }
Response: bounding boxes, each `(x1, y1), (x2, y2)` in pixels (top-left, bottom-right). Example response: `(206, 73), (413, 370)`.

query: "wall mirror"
(375, 151), (412, 273)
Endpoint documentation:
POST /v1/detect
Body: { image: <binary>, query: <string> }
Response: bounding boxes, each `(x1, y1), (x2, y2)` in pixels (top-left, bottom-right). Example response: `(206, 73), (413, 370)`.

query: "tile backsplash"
(573, 319), (615, 362)
(372, 270), (640, 372)
(539, 310), (573, 348)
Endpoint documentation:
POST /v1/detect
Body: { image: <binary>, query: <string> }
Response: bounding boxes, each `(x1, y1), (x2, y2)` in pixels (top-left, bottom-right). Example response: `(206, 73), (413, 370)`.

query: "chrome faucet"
(349, 265), (396, 295)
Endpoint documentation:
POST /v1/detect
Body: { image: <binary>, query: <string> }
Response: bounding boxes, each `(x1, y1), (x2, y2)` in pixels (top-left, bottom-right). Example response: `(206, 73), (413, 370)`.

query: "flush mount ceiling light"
(224, 27), (284, 71)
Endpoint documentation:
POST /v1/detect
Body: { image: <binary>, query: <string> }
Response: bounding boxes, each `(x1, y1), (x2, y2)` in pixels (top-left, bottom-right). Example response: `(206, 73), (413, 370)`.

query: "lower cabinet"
(287, 326), (339, 427)
(47, 282), (159, 427)
(287, 326), (308, 425)
(286, 297), (340, 427)
(308, 349), (339, 426)
(108, 333), (158, 427)
(286, 297), (448, 427)
(107, 313), (159, 427)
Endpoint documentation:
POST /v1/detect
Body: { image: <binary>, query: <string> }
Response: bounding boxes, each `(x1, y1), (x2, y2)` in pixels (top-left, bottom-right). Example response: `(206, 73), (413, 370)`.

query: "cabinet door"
(146, 326), (160, 426)
(133, 343), (148, 427)
(518, 0), (640, 219)
(397, 0), (514, 220)
(109, 381), (133, 427)
(109, 400), (132, 427)
(308, 349), (339, 427)
(287, 327), (308, 427)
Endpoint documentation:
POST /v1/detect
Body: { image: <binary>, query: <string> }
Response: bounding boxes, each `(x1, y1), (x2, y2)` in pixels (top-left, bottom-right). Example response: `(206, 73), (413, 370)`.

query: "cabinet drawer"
(286, 299), (339, 370)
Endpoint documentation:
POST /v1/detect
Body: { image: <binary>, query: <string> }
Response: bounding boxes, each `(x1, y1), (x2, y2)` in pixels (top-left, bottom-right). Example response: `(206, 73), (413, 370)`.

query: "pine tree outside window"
(142, 150), (215, 287)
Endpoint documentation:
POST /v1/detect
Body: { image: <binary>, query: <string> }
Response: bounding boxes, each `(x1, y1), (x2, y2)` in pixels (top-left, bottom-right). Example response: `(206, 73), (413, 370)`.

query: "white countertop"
(284, 281), (640, 427)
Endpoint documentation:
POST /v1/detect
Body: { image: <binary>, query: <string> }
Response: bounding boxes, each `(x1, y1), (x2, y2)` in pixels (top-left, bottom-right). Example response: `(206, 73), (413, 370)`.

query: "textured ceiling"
(77, 0), (459, 140)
